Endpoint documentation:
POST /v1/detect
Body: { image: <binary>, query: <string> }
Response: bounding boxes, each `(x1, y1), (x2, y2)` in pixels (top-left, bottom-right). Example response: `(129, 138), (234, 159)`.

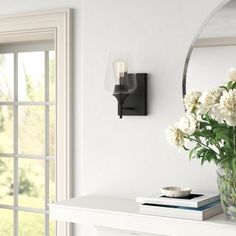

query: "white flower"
(198, 88), (223, 115)
(219, 89), (236, 126)
(210, 104), (224, 123)
(178, 113), (198, 135)
(220, 90), (236, 115)
(199, 88), (222, 108)
(228, 68), (236, 82)
(166, 125), (185, 149)
(224, 115), (236, 126)
(184, 91), (202, 112)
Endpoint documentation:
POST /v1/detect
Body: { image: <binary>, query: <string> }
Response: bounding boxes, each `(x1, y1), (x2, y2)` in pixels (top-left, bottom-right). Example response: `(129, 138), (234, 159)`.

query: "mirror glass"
(184, 0), (236, 95)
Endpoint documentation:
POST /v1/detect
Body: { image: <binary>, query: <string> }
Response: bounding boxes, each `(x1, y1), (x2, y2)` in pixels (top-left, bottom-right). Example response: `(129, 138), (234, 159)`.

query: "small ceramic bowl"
(161, 187), (192, 197)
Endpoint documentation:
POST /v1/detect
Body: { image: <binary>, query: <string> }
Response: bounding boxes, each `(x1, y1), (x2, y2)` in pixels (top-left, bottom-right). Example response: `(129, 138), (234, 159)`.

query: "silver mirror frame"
(182, 0), (231, 100)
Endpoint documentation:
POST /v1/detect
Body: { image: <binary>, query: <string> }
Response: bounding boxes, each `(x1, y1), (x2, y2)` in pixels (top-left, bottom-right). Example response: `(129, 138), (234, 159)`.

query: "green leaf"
(219, 85), (228, 91)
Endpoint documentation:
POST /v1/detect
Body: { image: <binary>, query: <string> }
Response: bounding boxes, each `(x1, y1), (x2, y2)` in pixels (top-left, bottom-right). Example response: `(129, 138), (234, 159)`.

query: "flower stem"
(187, 136), (221, 159)
(234, 127), (236, 157)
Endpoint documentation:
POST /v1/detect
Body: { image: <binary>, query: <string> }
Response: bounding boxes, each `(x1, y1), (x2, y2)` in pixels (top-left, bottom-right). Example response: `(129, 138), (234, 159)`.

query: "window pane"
(49, 51), (55, 102)
(0, 157), (13, 205)
(18, 52), (45, 101)
(0, 106), (13, 153)
(0, 209), (13, 235)
(18, 106), (45, 155)
(49, 160), (55, 203)
(0, 53), (14, 101)
(18, 159), (45, 209)
(49, 219), (56, 236)
(18, 211), (44, 236)
(49, 106), (55, 156)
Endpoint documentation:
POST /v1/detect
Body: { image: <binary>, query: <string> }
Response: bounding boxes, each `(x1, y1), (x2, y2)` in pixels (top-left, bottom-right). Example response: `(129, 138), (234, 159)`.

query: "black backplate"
(118, 73), (147, 116)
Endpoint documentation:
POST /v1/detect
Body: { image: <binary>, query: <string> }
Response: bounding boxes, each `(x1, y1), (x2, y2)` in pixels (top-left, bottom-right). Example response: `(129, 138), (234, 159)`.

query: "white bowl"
(161, 187), (192, 198)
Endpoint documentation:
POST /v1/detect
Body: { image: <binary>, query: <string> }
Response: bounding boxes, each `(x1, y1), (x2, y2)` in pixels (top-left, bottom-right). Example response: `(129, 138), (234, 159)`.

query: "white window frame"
(0, 9), (72, 236)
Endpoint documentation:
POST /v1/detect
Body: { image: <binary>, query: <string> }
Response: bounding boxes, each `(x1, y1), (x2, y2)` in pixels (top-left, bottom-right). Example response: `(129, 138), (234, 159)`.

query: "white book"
(139, 201), (222, 221)
(136, 193), (220, 208)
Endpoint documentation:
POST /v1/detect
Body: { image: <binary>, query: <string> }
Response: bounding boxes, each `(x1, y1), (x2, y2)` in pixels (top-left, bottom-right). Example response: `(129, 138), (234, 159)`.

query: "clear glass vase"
(217, 168), (236, 220)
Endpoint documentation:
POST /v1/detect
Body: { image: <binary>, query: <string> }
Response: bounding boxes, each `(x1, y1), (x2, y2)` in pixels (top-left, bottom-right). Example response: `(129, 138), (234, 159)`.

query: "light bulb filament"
(113, 60), (128, 85)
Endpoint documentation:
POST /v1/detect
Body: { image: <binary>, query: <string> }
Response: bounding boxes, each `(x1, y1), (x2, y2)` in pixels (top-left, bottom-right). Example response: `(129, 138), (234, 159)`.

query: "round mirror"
(183, 0), (236, 97)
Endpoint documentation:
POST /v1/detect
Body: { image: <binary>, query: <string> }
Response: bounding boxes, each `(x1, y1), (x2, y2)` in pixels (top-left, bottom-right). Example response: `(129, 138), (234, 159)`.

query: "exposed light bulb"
(112, 60), (128, 82)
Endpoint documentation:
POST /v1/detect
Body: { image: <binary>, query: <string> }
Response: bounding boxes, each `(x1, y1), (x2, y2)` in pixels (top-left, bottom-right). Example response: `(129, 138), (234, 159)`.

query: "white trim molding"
(0, 9), (72, 236)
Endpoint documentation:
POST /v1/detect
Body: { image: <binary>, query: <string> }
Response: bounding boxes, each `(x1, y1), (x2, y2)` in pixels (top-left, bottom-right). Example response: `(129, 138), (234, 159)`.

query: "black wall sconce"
(105, 57), (147, 119)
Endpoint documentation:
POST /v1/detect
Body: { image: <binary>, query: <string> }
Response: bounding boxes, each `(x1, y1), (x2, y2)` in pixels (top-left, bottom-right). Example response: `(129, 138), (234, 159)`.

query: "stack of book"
(136, 193), (222, 221)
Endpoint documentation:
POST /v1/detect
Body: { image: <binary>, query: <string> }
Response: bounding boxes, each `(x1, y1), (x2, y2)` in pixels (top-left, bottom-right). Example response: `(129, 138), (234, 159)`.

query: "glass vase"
(217, 168), (236, 220)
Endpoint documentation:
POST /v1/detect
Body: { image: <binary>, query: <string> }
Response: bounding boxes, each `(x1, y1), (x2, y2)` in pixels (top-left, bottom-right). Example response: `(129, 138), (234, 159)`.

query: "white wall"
(81, 0), (225, 196)
(0, 0), (229, 235)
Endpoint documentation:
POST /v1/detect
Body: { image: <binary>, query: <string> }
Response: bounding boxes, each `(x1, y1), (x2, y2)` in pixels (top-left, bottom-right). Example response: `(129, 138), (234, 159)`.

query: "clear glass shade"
(104, 53), (137, 94)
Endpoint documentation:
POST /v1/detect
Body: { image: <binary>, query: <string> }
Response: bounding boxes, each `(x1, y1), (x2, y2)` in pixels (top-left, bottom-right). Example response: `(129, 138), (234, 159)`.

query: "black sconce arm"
(112, 73), (147, 119)
(112, 93), (129, 119)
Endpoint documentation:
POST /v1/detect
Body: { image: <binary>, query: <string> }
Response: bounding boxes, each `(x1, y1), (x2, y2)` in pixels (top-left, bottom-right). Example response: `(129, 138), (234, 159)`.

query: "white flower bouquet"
(166, 68), (236, 220)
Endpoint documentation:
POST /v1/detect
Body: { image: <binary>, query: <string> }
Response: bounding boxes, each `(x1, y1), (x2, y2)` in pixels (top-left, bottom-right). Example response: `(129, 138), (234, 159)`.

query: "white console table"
(49, 196), (236, 236)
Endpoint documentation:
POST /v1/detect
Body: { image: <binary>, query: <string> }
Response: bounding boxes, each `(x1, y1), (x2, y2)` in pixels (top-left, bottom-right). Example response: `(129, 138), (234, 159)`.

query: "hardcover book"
(136, 193), (220, 208)
(139, 201), (222, 221)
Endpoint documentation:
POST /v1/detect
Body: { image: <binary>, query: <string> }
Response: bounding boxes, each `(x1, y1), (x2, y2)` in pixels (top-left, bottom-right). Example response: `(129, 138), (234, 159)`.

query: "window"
(0, 9), (72, 236)
(0, 42), (56, 235)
